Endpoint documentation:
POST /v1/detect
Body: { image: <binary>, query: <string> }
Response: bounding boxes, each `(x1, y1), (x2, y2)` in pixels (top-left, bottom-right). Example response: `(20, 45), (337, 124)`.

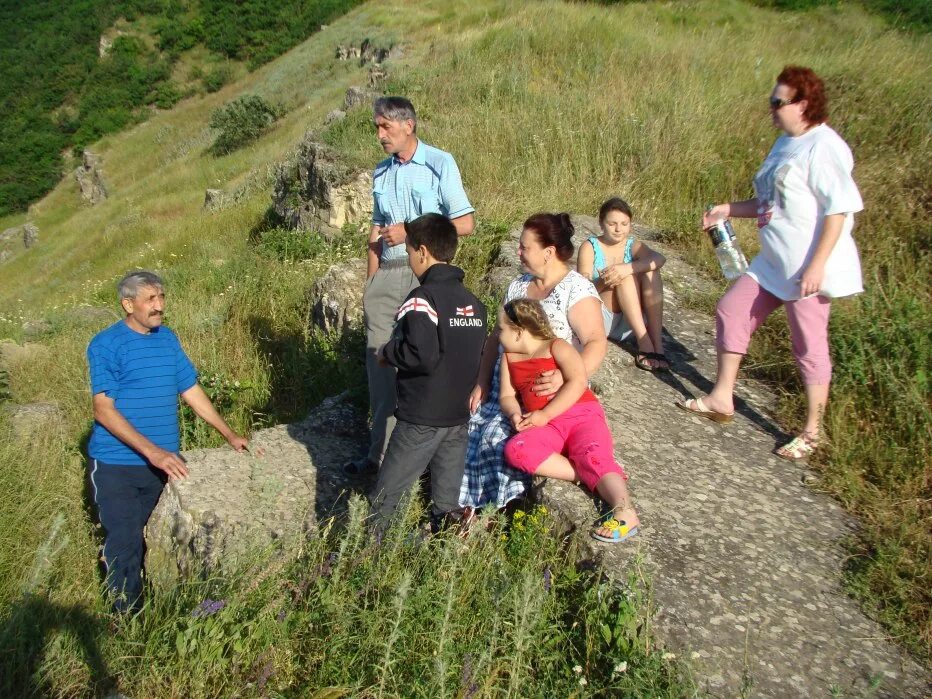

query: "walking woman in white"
(677, 65), (864, 461)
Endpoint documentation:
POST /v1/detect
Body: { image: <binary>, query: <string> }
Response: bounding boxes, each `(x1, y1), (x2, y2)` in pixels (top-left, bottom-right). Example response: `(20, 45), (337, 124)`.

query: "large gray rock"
(8, 402), (63, 440)
(204, 189), (224, 212)
(309, 258), (367, 334)
(76, 151), (108, 204)
(22, 223), (38, 248)
(272, 135), (372, 237)
(146, 393), (367, 579)
(343, 86), (377, 111)
(22, 319), (53, 340)
(0, 340), (50, 367)
(0, 222), (39, 255)
(334, 39), (397, 65)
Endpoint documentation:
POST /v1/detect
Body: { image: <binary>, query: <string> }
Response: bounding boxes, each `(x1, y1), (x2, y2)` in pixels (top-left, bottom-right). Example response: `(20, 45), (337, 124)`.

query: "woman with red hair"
(677, 66), (864, 461)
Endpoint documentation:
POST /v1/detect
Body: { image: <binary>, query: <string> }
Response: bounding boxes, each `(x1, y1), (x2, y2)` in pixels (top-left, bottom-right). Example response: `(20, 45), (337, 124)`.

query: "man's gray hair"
(373, 96), (417, 131)
(118, 270), (164, 300)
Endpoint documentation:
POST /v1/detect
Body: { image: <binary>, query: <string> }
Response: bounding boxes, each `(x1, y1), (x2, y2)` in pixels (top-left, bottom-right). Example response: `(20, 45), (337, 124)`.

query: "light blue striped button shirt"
(372, 140), (474, 262)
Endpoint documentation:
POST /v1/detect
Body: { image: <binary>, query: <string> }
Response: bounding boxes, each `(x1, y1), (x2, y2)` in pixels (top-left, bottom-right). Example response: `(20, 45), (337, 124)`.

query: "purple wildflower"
(461, 653), (479, 699)
(191, 598), (226, 618)
(276, 609), (287, 623)
(256, 659), (274, 692)
(543, 566), (552, 592)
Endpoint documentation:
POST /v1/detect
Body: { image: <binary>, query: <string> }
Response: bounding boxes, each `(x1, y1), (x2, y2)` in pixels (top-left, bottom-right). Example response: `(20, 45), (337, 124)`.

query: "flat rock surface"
(536, 240), (930, 697)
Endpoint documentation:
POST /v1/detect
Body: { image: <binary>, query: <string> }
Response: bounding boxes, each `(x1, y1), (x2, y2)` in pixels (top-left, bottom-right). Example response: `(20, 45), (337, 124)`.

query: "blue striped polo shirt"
(87, 320), (198, 465)
(372, 139), (474, 262)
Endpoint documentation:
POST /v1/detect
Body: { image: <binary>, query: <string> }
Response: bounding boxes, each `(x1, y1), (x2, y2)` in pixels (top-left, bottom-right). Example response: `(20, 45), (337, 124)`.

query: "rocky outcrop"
(343, 86), (376, 111)
(334, 39), (399, 65)
(146, 393), (367, 579)
(0, 222), (39, 260)
(309, 258), (367, 334)
(0, 340), (50, 367)
(272, 135), (372, 237)
(8, 402), (64, 440)
(21, 319), (53, 340)
(76, 151), (108, 205)
(204, 189), (224, 212)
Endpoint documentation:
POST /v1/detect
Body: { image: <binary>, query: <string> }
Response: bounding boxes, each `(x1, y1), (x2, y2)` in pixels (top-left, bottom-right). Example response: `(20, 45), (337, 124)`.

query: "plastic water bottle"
(705, 216), (748, 281)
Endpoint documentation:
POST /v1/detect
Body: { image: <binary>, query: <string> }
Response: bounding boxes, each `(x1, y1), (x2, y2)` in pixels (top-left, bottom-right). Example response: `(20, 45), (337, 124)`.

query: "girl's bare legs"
(532, 452), (578, 481)
(639, 269), (665, 357)
(613, 275), (664, 370)
(534, 455), (639, 536)
(593, 472), (639, 536)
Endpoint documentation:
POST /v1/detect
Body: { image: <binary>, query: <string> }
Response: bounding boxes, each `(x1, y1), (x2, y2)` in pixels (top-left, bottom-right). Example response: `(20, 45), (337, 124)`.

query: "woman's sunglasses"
(769, 96), (799, 110)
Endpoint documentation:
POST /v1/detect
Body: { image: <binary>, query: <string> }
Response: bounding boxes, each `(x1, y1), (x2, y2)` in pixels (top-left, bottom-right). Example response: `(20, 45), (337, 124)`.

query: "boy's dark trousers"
(369, 420), (467, 533)
(89, 460), (166, 613)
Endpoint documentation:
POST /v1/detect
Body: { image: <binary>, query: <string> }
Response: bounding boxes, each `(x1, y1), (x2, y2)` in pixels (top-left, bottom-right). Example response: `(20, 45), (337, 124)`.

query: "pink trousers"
(716, 274), (832, 385)
(503, 401), (627, 492)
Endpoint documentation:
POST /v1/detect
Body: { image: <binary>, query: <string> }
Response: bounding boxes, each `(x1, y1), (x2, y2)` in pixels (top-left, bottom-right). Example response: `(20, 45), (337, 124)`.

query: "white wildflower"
(613, 661), (628, 674)
(662, 652), (676, 661)
(573, 664), (583, 674)
(578, 677), (587, 686)
(690, 651), (701, 660)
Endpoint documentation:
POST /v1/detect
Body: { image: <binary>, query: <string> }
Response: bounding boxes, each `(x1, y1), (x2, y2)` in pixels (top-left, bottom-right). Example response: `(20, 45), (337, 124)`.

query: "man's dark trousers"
(369, 420), (467, 533)
(90, 460), (166, 613)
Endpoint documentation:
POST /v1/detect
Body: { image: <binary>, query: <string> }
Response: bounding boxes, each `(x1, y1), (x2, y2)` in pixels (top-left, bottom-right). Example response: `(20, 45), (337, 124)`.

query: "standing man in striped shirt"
(343, 96), (476, 475)
(87, 271), (249, 613)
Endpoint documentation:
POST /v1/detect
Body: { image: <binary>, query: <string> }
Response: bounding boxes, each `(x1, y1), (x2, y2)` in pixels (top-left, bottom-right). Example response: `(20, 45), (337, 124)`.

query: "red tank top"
(506, 353), (597, 412)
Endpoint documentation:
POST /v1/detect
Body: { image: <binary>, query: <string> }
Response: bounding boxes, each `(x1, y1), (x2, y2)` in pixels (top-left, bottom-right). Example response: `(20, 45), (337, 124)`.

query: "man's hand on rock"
(226, 434), (251, 453)
(148, 447), (189, 480)
(379, 223), (407, 247)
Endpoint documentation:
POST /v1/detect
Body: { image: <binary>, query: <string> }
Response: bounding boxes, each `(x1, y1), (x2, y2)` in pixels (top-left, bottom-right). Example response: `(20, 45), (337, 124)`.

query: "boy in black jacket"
(369, 213), (487, 533)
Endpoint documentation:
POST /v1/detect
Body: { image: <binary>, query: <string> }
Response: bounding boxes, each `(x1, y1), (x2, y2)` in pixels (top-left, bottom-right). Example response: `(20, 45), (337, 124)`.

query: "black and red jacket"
(381, 263), (487, 427)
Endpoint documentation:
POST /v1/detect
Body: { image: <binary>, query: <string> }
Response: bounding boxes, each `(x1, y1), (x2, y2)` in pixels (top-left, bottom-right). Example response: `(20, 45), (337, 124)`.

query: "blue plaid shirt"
(372, 140), (474, 263)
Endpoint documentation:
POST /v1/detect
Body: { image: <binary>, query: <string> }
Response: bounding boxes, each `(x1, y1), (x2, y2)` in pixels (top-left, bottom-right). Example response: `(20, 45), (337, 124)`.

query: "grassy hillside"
(0, 0), (929, 692)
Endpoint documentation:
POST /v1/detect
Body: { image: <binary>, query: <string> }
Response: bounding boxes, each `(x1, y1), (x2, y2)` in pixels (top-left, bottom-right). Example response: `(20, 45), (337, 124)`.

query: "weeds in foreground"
(0, 498), (695, 698)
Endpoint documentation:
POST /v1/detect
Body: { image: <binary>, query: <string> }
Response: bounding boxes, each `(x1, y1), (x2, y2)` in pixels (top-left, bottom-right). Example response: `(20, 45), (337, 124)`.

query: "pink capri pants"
(503, 401), (627, 492)
(717, 275), (832, 385)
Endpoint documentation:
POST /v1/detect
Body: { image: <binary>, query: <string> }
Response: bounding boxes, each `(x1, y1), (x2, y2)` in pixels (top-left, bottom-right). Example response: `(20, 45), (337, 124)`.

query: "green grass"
(0, 0), (929, 690)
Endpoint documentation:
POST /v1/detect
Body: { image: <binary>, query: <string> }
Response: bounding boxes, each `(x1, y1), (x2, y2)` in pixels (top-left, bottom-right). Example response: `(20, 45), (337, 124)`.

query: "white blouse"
(750, 123), (864, 301)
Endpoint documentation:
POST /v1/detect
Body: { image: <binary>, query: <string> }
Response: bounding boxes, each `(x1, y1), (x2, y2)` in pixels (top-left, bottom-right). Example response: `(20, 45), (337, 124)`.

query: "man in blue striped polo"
(344, 96), (476, 475)
(87, 270), (249, 613)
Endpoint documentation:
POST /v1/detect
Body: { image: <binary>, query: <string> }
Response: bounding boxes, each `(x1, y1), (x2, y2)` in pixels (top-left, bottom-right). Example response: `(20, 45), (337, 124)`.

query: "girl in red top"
(499, 299), (639, 542)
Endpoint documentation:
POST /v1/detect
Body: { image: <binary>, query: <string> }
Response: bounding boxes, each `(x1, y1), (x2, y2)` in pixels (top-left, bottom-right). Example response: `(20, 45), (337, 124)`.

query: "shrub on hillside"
(207, 95), (283, 156)
(203, 64), (233, 93)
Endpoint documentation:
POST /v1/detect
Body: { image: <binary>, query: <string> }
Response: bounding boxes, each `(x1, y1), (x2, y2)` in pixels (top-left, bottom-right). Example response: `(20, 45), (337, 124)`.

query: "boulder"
(310, 258), (367, 334)
(22, 319), (53, 341)
(325, 109), (346, 125)
(335, 39), (395, 65)
(343, 86), (377, 111)
(76, 151), (108, 205)
(0, 222), (39, 252)
(73, 306), (119, 327)
(146, 393), (367, 579)
(204, 189), (224, 212)
(8, 402), (64, 440)
(272, 135), (372, 236)
(0, 340), (50, 367)
(22, 223), (38, 248)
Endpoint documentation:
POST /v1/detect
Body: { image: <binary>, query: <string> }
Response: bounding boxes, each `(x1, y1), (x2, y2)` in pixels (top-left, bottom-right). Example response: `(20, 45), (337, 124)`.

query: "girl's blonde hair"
(502, 299), (556, 341)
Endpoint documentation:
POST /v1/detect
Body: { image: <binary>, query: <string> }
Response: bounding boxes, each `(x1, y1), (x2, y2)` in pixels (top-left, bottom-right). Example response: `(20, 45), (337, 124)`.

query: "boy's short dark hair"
(404, 213), (458, 262)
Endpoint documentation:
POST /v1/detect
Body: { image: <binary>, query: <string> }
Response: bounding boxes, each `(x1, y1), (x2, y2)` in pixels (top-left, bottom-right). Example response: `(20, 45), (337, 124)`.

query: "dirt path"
(537, 239), (929, 698)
